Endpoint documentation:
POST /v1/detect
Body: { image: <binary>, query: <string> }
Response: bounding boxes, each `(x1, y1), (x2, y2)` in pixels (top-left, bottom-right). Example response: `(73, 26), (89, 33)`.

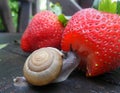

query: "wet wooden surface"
(0, 33), (120, 93)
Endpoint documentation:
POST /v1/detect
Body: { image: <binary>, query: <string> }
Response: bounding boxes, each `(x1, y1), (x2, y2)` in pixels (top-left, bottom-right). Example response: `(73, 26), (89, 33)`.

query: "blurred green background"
(0, 0), (19, 32)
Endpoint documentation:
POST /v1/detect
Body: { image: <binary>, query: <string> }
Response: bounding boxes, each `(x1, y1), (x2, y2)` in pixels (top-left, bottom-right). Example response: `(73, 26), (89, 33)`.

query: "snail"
(13, 47), (80, 86)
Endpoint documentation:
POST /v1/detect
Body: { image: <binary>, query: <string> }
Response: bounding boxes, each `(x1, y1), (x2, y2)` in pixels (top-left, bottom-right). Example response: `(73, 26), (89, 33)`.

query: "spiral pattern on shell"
(23, 47), (63, 86)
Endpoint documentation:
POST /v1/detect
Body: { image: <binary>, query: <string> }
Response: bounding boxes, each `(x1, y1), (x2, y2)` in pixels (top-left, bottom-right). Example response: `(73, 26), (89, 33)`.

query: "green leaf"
(98, 0), (117, 14)
(8, 0), (19, 30)
(116, 1), (120, 14)
(49, 2), (62, 15)
(0, 43), (8, 49)
(58, 14), (68, 27)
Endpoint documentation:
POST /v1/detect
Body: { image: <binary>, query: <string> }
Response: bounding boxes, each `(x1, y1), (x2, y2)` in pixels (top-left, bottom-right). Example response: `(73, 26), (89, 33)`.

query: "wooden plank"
(32, 0), (38, 15)
(17, 0), (37, 32)
(76, 0), (94, 8)
(17, 1), (32, 32)
(0, 34), (120, 93)
(0, 0), (15, 32)
(0, 33), (21, 43)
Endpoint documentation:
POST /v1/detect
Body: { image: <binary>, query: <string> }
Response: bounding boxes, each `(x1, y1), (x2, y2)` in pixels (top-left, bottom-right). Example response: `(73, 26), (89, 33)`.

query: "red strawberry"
(61, 8), (120, 77)
(21, 10), (64, 52)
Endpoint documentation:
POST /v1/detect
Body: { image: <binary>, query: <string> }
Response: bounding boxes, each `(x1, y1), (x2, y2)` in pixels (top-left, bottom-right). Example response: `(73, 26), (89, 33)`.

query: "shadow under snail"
(13, 47), (80, 86)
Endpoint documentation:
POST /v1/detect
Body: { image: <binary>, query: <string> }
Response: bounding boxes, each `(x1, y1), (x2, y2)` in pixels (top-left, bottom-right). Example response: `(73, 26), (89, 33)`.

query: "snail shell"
(23, 47), (63, 86)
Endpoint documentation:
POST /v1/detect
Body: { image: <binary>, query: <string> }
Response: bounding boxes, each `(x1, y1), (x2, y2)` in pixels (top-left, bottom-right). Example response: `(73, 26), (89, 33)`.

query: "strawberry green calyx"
(92, 0), (120, 14)
(58, 14), (68, 27)
(49, 2), (68, 27)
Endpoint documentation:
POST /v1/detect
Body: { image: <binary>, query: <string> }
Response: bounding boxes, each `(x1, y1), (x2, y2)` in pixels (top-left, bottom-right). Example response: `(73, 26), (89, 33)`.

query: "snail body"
(22, 47), (80, 86)
(23, 47), (63, 86)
